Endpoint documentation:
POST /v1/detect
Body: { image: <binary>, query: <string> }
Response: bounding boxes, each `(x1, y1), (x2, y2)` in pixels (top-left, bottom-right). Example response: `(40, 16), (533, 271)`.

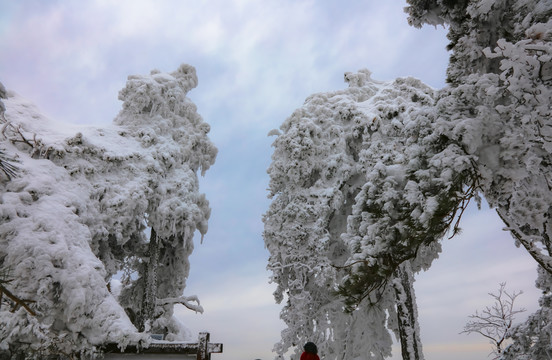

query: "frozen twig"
(0, 280), (36, 316)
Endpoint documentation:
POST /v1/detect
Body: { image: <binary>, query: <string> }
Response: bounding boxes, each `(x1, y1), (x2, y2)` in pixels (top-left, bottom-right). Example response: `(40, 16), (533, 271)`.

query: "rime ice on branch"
(0, 64), (216, 357)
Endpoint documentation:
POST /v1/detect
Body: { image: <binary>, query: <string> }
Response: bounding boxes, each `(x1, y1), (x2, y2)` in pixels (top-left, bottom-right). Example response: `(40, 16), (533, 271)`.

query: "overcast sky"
(0, 1), (542, 360)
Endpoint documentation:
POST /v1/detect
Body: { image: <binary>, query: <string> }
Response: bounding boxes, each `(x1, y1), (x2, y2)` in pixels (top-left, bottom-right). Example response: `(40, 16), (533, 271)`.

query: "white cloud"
(0, 0), (449, 128)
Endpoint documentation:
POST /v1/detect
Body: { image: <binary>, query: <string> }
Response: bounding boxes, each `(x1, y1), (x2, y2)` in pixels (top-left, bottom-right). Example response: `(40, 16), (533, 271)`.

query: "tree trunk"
(139, 227), (160, 332)
(393, 261), (424, 360)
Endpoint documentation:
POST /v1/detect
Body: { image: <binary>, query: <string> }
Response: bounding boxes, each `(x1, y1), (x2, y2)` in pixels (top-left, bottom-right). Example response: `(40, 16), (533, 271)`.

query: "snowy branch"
(1, 121), (34, 147)
(496, 209), (552, 275)
(157, 295), (204, 313)
(0, 280), (36, 316)
(0, 119), (50, 158)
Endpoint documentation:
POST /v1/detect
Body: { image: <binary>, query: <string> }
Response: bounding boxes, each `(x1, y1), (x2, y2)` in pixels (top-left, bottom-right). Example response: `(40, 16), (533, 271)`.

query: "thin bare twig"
(461, 282), (525, 358)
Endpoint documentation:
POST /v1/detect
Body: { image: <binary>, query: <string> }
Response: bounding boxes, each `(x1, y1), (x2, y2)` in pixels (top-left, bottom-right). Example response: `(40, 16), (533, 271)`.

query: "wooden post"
(197, 332), (208, 360)
(197, 332), (223, 360)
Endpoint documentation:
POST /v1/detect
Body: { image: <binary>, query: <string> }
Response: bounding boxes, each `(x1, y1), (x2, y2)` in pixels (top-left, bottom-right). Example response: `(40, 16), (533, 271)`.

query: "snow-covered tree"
(267, 1), (551, 359)
(108, 64), (217, 337)
(0, 64), (216, 357)
(405, 0), (552, 357)
(264, 70), (442, 359)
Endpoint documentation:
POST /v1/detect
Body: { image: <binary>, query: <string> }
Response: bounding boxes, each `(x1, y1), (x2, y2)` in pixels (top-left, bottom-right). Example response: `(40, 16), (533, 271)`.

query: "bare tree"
(461, 283), (526, 358)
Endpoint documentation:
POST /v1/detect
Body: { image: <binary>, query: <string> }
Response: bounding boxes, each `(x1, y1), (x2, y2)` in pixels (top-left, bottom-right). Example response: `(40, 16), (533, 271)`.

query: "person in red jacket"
(300, 342), (320, 360)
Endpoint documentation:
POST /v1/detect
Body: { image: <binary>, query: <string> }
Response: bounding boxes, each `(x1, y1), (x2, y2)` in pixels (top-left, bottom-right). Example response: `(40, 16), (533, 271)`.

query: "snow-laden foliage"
(267, 1), (552, 359)
(407, 0), (552, 358)
(0, 64), (216, 357)
(264, 70), (442, 359)
(340, 78), (476, 311)
(407, 0), (552, 295)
